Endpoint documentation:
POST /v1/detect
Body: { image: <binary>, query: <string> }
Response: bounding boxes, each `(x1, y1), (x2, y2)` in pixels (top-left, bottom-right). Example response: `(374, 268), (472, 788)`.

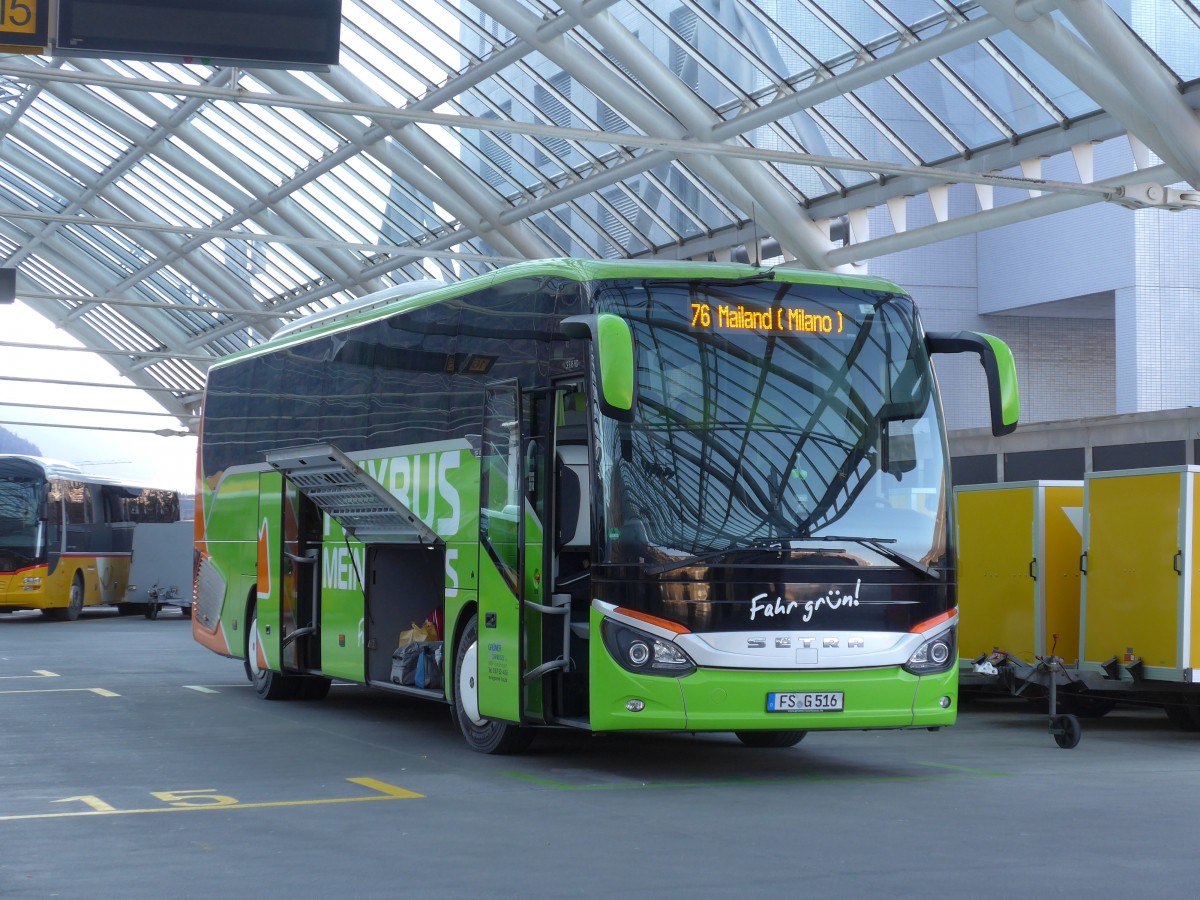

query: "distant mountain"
(0, 426), (40, 457)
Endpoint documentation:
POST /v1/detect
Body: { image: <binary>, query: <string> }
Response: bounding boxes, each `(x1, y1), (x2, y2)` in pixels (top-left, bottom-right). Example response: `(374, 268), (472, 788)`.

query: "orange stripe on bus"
(614, 607), (691, 634)
(910, 609), (957, 634)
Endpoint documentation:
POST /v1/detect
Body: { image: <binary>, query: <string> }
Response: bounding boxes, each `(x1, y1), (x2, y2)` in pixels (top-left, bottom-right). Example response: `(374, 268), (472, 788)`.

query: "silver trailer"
(122, 521), (193, 619)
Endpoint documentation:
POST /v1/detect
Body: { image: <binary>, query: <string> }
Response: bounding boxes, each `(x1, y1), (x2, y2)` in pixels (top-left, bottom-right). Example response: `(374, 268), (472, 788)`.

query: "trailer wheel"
(1163, 701), (1200, 732)
(452, 615), (534, 754)
(1051, 713), (1081, 749)
(734, 731), (807, 748)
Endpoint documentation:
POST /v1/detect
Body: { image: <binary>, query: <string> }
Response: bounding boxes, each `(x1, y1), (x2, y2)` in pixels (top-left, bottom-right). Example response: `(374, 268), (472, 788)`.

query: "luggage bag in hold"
(391, 641), (443, 690)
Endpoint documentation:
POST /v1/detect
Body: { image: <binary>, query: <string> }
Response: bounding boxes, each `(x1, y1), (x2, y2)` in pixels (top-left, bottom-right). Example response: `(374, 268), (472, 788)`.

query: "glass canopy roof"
(0, 0), (1197, 434)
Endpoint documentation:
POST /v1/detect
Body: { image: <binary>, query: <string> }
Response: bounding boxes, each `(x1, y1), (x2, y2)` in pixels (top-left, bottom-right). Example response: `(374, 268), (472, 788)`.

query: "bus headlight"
(601, 618), (695, 677)
(903, 626), (956, 676)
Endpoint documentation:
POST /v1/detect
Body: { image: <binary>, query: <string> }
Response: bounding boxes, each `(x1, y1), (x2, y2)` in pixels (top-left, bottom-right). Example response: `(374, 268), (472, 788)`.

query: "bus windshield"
(0, 475), (43, 565)
(593, 276), (948, 570)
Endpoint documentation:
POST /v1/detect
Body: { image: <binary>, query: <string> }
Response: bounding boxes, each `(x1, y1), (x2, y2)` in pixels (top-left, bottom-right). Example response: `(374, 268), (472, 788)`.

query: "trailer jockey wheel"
(1051, 713), (1081, 749)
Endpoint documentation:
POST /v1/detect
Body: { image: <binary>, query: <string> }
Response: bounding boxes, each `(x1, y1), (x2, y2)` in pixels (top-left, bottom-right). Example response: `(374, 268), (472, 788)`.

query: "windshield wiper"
(645, 537), (791, 576)
(794, 534), (941, 579)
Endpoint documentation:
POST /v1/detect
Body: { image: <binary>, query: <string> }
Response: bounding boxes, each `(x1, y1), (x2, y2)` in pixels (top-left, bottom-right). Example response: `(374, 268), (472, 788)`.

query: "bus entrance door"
(478, 384), (566, 724)
(280, 483), (321, 674)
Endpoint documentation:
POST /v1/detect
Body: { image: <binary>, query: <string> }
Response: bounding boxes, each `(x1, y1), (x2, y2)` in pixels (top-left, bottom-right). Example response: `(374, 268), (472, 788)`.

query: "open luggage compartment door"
(264, 443), (441, 546)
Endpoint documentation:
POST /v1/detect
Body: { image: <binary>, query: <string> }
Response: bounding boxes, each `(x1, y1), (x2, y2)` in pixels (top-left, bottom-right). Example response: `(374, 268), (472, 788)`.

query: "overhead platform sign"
(0, 0), (50, 54)
(53, 0), (342, 70)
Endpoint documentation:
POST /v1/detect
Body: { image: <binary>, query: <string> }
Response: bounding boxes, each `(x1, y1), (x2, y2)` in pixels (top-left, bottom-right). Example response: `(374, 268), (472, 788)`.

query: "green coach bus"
(193, 258), (1017, 753)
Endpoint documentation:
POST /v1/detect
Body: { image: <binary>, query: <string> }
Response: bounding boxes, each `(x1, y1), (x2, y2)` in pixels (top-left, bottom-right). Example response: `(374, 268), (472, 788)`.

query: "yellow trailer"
(956, 481), (1084, 672)
(1080, 466), (1200, 685)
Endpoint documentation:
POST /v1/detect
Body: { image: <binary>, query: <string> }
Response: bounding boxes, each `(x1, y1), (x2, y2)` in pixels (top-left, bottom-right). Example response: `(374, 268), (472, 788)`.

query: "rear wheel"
(735, 730), (807, 748)
(246, 611), (298, 700)
(453, 615), (534, 754)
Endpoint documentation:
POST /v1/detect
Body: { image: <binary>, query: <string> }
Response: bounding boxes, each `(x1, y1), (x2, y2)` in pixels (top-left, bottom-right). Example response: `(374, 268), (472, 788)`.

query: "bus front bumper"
(588, 658), (957, 733)
(0, 570), (49, 612)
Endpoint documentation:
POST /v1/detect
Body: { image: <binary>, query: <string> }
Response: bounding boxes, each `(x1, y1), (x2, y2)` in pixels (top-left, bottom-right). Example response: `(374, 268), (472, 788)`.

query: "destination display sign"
(690, 301), (845, 335)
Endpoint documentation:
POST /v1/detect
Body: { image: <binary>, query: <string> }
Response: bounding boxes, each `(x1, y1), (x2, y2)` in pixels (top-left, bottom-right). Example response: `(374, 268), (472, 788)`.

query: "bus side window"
(45, 483), (61, 550)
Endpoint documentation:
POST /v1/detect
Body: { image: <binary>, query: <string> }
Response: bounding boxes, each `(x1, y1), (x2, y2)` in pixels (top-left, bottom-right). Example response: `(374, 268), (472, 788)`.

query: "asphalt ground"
(1, 608), (1196, 898)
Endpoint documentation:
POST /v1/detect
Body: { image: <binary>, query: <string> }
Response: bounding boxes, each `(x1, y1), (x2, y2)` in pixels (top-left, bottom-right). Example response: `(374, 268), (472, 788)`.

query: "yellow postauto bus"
(0, 455), (180, 620)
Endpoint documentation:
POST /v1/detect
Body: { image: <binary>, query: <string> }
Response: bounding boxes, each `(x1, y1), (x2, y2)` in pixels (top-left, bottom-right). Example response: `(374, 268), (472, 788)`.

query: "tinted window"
(201, 277), (585, 476)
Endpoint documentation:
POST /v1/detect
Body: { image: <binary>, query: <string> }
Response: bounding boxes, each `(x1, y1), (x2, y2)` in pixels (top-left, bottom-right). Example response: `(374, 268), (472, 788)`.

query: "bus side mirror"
(561, 314), (636, 422)
(926, 331), (1019, 437)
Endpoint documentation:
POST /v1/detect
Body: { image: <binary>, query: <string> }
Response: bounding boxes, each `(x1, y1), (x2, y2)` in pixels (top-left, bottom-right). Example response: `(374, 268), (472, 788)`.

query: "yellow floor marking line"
(345, 777), (423, 798)
(0, 671), (59, 680)
(0, 696), (119, 700)
(0, 778), (423, 822)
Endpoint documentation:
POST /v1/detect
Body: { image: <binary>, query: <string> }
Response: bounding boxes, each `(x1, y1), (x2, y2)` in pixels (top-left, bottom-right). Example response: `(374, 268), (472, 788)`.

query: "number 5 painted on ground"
(150, 789), (238, 808)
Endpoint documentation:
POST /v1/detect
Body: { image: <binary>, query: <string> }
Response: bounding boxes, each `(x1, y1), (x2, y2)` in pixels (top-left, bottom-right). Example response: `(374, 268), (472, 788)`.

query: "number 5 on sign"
(0, 0), (46, 46)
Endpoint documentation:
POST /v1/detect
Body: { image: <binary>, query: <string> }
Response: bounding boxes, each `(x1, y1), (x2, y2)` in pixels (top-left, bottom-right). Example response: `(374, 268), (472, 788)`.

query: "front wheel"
(735, 730), (807, 748)
(246, 612), (298, 700)
(65, 577), (84, 621)
(43, 576), (85, 621)
(453, 615), (534, 754)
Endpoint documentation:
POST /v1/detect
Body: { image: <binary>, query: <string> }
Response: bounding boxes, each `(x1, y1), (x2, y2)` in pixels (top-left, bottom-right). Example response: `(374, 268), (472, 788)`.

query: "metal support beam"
(1054, 0), (1200, 189)
(826, 163), (1175, 266)
(980, 0), (1200, 189)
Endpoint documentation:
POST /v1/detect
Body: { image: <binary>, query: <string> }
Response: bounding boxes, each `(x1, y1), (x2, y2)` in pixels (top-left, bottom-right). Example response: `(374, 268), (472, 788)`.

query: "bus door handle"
(1079, 551), (1087, 575)
(281, 626), (317, 648)
(1174, 551), (1183, 575)
(1028, 558), (1037, 581)
(521, 596), (571, 684)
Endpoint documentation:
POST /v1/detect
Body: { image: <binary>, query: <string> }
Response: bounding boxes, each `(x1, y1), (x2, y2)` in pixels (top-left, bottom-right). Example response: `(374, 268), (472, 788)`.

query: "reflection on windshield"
(594, 278), (948, 571)
(0, 477), (41, 562)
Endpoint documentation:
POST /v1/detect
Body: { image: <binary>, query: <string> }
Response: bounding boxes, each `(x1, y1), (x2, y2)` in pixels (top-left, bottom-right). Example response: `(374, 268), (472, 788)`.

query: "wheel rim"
(458, 639), (484, 726)
(70, 583), (82, 614)
(247, 616), (267, 686)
